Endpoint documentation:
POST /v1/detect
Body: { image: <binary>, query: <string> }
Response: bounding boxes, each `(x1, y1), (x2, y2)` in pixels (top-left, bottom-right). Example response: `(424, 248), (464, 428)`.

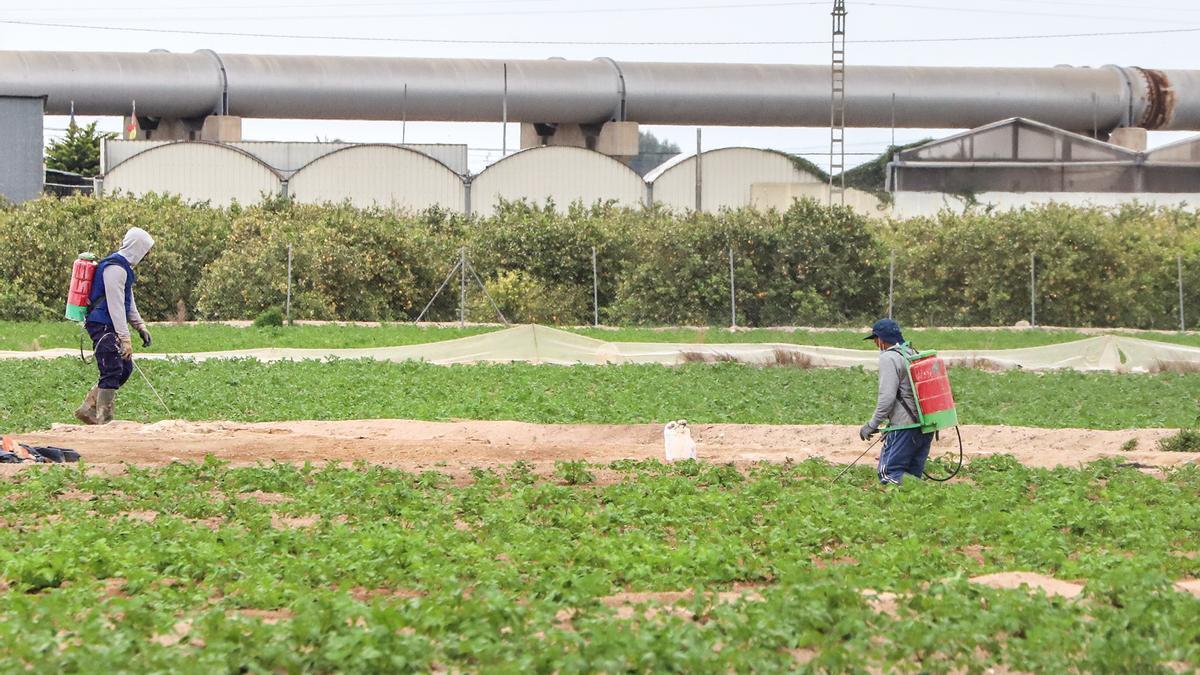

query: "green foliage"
(0, 280), (54, 321)
(787, 154), (830, 183)
(0, 459), (1197, 671)
(554, 460), (595, 485)
(4, 357), (1200, 433)
(0, 194), (231, 322)
(629, 131), (681, 176)
(838, 140), (932, 198)
(613, 201), (885, 326)
(884, 203), (1200, 328)
(471, 270), (588, 325)
(2, 196), (1198, 328)
(44, 120), (116, 177)
(1158, 429), (1200, 453)
(252, 307), (284, 328)
(195, 203), (459, 321)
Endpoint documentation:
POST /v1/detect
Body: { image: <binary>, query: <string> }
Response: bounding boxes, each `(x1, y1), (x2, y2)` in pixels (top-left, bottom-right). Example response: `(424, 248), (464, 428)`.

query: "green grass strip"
(0, 322), (498, 353)
(3, 358), (1198, 433)
(4, 321), (1199, 353)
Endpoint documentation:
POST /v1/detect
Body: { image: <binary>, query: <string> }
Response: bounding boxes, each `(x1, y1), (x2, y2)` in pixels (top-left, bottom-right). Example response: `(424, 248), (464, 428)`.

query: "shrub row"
(1, 195), (1196, 328)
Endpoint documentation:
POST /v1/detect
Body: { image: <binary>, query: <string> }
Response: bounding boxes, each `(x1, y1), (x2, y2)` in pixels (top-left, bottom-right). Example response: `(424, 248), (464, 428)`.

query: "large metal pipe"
(1, 50), (1198, 131)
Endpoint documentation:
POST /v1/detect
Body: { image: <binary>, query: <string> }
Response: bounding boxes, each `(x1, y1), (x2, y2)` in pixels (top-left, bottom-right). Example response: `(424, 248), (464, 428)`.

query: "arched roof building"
(102, 141), (283, 207)
(288, 144), (466, 212)
(470, 146), (647, 217)
(647, 147), (824, 212)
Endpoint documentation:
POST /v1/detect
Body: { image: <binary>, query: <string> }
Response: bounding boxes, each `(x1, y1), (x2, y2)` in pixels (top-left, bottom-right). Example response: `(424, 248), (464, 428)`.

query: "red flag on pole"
(127, 100), (138, 140)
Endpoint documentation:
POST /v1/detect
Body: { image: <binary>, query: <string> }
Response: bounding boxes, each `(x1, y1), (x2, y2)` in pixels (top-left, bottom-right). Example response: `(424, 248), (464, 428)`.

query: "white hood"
(118, 227), (155, 266)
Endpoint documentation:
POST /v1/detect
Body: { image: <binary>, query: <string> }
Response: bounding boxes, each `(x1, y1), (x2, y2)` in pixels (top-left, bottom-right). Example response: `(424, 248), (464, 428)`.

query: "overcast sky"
(5, 0), (1199, 172)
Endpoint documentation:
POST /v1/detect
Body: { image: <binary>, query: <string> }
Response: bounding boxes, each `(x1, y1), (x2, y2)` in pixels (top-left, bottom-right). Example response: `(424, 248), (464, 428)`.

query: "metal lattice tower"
(829, 0), (848, 206)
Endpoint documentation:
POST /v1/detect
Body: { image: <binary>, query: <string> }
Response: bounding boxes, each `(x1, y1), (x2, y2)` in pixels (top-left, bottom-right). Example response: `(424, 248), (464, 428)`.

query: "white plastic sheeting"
(6, 325), (1199, 372)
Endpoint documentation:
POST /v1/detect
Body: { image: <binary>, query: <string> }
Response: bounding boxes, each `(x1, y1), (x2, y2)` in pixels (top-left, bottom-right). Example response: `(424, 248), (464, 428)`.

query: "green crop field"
(3, 318), (1199, 672)
(3, 358), (1199, 433)
(3, 321), (1199, 354)
(0, 458), (1196, 672)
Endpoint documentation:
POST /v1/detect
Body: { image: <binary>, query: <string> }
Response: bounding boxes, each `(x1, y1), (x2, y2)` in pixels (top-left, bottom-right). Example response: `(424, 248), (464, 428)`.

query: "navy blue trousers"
(85, 321), (132, 390)
(878, 427), (934, 485)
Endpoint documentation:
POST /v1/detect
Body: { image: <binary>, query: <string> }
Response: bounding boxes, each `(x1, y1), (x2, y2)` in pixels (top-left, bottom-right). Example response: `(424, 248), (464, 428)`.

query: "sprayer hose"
(923, 425), (964, 482)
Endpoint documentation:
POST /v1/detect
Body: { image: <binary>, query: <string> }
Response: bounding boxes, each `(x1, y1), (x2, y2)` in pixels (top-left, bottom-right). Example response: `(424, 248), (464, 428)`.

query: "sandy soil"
(7, 419), (1196, 474)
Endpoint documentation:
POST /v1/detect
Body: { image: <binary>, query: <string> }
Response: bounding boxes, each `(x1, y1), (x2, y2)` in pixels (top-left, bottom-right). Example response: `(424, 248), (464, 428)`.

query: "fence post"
(729, 246), (736, 328)
(887, 251), (895, 320)
(1030, 252), (1037, 327)
(1180, 253), (1187, 332)
(592, 246), (600, 327)
(285, 243), (293, 326)
(459, 247), (466, 328)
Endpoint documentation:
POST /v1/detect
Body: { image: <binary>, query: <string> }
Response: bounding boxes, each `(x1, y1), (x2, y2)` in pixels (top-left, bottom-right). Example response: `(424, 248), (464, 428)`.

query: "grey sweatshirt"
(103, 228), (154, 339)
(867, 344), (920, 431)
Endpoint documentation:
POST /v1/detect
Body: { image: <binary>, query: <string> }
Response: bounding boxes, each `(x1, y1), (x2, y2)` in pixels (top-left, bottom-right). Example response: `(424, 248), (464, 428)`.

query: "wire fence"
(275, 243), (1194, 332)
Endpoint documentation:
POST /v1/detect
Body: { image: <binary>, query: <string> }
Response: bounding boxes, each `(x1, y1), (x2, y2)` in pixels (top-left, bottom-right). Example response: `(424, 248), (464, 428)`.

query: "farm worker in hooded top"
(858, 318), (933, 485)
(74, 227), (155, 425)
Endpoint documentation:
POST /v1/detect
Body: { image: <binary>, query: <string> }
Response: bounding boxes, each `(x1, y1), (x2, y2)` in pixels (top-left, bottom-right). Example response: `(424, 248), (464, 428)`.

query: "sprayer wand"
(132, 358), (172, 417)
(831, 436), (883, 483)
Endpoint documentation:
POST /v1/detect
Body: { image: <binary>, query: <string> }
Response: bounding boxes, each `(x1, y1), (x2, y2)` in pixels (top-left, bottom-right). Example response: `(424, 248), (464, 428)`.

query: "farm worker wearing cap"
(74, 227), (155, 425)
(858, 318), (933, 485)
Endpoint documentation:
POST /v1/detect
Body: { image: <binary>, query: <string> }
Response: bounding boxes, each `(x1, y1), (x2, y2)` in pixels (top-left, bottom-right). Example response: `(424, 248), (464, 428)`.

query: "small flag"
(127, 100), (138, 140)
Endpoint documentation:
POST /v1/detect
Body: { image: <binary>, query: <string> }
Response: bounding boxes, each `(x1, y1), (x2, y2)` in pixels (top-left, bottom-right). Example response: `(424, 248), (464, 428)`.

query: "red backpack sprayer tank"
(65, 253), (98, 321)
(903, 349), (963, 481)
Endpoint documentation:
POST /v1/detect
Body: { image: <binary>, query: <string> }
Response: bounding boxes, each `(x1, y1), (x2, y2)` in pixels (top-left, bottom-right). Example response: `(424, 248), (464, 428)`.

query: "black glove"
(136, 325), (152, 348)
(859, 424), (878, 441)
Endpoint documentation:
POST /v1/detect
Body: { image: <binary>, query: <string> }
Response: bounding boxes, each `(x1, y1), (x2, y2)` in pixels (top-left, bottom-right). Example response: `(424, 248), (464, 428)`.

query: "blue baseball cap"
(864, 319), (904, 344)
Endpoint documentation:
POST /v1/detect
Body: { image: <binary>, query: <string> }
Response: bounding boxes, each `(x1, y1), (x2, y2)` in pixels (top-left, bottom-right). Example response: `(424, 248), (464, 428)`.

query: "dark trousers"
(878, 427), (934, 485)
(85, 321), (132, 390)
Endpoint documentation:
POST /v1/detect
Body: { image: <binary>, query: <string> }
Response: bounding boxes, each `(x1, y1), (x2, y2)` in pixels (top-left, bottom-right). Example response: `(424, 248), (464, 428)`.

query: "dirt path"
(8, 420), (1195, 474)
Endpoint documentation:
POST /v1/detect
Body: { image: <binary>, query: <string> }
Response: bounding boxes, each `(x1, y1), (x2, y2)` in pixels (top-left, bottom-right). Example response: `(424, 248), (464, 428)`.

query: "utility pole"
(829, 0), (848, 207)
(1180, 254), (1187, 332)
(1030, 252), (1037, 328)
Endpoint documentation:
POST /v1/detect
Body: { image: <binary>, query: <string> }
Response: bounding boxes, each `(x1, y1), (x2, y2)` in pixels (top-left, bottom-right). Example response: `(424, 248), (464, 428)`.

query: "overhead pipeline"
(1, 50), (1198, 131)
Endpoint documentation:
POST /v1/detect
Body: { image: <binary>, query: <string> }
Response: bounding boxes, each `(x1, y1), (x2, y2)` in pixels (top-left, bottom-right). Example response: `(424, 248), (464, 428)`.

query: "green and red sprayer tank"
(65, 253), (98, 321)
(905, 350), (959, 433)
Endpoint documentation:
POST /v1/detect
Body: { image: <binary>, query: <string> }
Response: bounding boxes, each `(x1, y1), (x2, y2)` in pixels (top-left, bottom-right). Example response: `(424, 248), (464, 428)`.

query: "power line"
(4, 0), (1176, 23)
(18, 0), (1200, 11)
(12, 1), (837, 22)
(4, 18), (1199, 45)
(983, 0), (1200, 12)
(11, 0), (559, 10)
